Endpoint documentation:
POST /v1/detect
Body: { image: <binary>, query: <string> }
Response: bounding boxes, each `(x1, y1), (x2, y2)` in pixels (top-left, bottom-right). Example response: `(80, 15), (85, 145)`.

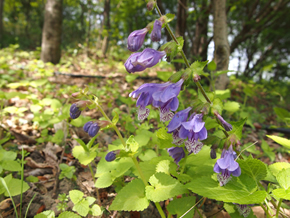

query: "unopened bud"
(214, 112), (233, 131)
(105, 150), (120, 162)
(97, 120), (111, 128)
(193, 74), (201, 82)
(146, 0), (156, 11)
(71, 92), (80, 98)
(210, 148), (217, 159)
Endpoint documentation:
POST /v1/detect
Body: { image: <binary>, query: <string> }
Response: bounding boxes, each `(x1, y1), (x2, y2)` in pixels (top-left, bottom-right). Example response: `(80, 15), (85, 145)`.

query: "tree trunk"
(41, 0), (63, 64)
(0, 0), (4, 48)
(101, 0), (110, 57)
(213, 0), (229, 90)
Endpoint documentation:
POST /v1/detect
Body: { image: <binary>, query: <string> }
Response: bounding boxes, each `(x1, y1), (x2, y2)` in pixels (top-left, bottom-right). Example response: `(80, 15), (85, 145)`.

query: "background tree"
(41, 0), (63, 64)
(0, 0), (3, 48)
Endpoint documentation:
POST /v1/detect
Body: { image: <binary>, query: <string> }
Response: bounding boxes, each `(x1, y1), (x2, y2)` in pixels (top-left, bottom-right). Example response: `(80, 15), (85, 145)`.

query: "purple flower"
(213, 145), (241, 186)
(152, 79), (184, 122)
(127, 28), (149, 52)
(234, 204), (253, 217)
(167, 107), (192, 133)
(70, 103), (81, 119)
(88, 123), (100, 137)
(83, 121), (93, 132)
(105, 151), (118, 162)
(129, 82), (171, 121)
(124, 48), (166, 73)
(179, 113), (207, 154)
(168, 147), (185, 165)
(215, 112), (233, 131)
(151, 20), (162, 42)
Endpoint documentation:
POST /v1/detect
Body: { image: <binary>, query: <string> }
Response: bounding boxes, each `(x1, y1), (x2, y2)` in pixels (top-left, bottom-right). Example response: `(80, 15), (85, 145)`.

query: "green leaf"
(125, 74), (138, 83)
(207, 60), (216, 71)
(276, 168), (290, 190)
(72, 198), (90, 217)
(273, 107), (290, 121)
(269, 162), (290, 177)
(223, 101), (240, 113)
(72, 146), (97, 165)
(2, 176), (30, 197)
(164, 13), (175, 24)
(126, 135), (139, 152)
(2, 160), (21, 171)
(156, 160), (171, 175)
(186, 174), (267, 204)
(211, 98), (223, 114)
(157, 71), (173, 81)
(273, 188), (290, 200)
(132, 161), (156, 181)
(190, 61), (208, 74)
(95, 157), (134, 188)
(198, 90), (214, 103)
(204, 117), (219, 130)
(215, 89), (231, 101)
(69, 190), (84, 204)
(261, 140), (275, 161)
(30, 79), (48, 88)
(26, 175), (39, 183)
(266, 135), (290, 149)
(110, 179), (149, 211)
(34, 210), (55, 218)
(166, 196), (196, 218)
(135, 130), (152, 147)
(215, 70), (234, 76)
(90, 204), (102, 216)
(58, 211), (81, 218)
(145, 173), (187, 202)
(238, 157), (267, 182)
(86, 196), (96, 206)
(156, 127), (174, 149)
(138, 149), (157, 162)
(228, 118), (247, 140)
(112, 109), (119, 125)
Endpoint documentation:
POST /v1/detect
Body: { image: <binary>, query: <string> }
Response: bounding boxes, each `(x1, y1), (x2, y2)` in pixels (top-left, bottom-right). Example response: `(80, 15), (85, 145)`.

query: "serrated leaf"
(72, 146), (97, 165)
(145, 173), (187, 202)
(238, 157), (267, 182)
(156, 127), (174, 148)
(266, 135), (290, 149)
(164, 13), (175, 24)
(132, 161), (156, 181)
(276, 168), (290, 190)
(215, 89), (231, 101)
(34, 210), (55, 218)
(95, 157), (134, 188)
(205, 117), (219, 130)
(72, 198), (90, 217)
(110, 179), (149, 211)
(198, 90), (214, 103)
(273, 107), (290, 121)
(211, 98), (223, 114)
(156, 160), (171, 175)
(272, 188), (290, 200)
(90, 204), (102, 216)
(58, 211), (81, 218)
(166, 196), (196, 218)
(269, 162), (290, 177)
(207, 60), (216, 71)
(223, 101), (240, 113)
(126, 135), (139, 152)
(261, 140), (275, 162)
(186, 174), (267, 204)
(69, 190), (84, 204)
(228, 118), (247, 140)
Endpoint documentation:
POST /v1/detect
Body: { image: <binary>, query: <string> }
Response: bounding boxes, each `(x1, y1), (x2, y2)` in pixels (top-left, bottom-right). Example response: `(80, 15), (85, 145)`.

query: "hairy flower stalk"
(125, 48), (166, 73)
(213, 145), (241, 186)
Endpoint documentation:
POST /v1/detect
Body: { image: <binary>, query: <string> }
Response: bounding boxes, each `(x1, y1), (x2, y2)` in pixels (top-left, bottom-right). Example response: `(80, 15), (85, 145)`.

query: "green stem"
(261, 201), (273, 217)
(132, 157), (147, 185)
(155, 201), (166, 218)
(180, 148), (188, 174)
(89, 163), (101, 206)
(155, 5), (212, 105)
(276, 199), (283, 218)
(20, 148), (25, 218)
(97, 104), (126, 148)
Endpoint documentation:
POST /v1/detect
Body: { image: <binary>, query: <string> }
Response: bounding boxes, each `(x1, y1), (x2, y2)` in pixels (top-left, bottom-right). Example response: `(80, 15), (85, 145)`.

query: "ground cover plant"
(0, 0), (290, 218)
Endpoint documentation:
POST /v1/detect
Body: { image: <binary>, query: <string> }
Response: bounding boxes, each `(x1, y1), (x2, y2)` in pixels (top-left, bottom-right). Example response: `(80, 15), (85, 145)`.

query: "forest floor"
(0, 53), (290, 218)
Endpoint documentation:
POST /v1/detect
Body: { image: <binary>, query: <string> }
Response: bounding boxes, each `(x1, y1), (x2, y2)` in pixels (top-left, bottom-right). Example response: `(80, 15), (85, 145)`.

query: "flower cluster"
(167, 108), (207, 159)
(213, 145), (241, 186)
(125, 19), (164, 74)
(129, 79), (184, 122)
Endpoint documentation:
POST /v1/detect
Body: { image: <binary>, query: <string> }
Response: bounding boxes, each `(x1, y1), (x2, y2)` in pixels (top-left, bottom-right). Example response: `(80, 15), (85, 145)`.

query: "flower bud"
(83, 121), (93, 132)
(127, 28), (149, 52)
(97, 120), (111, 128)
(70, 103), (81, 119)
(105, 150), (119, 162)
(71, 92), (80, 98)
(151, 20), (162, 42)
(210, 148), (217, 159)
(88, 123), (100, 137)
(215, 112), (233, 131)
(193, 74), (201, 82)
(70, 111), (81, 119)
(146, 0), (155, 11)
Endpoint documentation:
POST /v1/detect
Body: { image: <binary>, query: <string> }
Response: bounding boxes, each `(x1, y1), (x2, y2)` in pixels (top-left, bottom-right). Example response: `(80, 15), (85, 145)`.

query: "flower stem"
(276, 198), (284, 218)
(97, 103), (166, 218)
(155, 5), (211, 105)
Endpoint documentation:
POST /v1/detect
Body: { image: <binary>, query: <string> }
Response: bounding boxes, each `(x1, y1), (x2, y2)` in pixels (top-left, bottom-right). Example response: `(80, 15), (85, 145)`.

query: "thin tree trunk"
(85, 0), (92, 57)
(101, 0), (110, 57)
(213, 0), (230, 90)
(0, 0), (4, 48)
(41, 0), (63, 64)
